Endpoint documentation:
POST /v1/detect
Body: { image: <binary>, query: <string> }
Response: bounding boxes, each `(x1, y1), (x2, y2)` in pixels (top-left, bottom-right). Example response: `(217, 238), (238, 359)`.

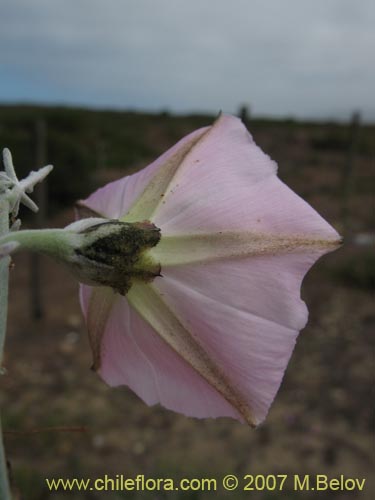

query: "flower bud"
(71, 219), (161, 294)
(0, 218), (161, 295)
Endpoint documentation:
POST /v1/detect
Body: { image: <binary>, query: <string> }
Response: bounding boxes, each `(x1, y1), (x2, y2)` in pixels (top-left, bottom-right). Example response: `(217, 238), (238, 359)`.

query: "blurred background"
(1, 1), (374, 498)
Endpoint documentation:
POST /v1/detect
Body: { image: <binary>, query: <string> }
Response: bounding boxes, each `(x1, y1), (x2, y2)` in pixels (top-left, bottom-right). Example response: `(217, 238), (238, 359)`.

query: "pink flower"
(77, 115), (340, 426)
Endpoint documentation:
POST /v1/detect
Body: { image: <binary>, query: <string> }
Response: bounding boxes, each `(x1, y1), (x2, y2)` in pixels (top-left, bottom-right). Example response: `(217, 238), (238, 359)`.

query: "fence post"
(238, 104), (251, 126)
(342, 111), (360, 237)
(30, 118), (47, 320)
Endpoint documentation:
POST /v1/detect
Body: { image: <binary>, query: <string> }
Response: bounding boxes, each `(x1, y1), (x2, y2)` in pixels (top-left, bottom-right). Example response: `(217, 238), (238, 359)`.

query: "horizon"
(1, 101), (373, 126)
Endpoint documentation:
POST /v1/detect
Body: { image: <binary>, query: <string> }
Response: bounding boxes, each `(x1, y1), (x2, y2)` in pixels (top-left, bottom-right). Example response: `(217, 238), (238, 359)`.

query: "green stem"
(0, 197), (12, 499)
(0, 228), (77, 261)
(0, 201), (10, 367)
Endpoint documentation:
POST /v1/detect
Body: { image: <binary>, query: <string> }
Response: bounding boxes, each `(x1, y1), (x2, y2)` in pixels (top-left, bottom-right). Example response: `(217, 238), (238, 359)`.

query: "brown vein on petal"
(123, 125), (216, 223)
(151, 232), (342, 267)
(127, 282), (257, 426)
(87, 286), (116, 370)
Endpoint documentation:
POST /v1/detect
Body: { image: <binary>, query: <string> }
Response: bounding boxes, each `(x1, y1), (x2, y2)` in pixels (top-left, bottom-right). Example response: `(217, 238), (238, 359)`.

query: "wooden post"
(238, 104), (251, 126)
(30, 119), (47, 320)
(342, 111), (360, 237)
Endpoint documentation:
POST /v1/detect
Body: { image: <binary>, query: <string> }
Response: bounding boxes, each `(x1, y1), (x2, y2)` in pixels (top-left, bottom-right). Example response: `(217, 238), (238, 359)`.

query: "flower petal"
(90, 287), (247, 422)
(152, 251), (321, 424)
(80, 285), (116, 370)
(127, 283), (256, 425)
(78, 126), (208, 220)
(150, 231), (340, 267)
(151, 115), (339, 243)
(80, 250), (322, 425)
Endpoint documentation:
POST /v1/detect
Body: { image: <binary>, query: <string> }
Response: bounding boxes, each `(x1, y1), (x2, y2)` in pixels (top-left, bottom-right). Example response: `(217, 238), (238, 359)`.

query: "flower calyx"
(73, 219), (161, 295)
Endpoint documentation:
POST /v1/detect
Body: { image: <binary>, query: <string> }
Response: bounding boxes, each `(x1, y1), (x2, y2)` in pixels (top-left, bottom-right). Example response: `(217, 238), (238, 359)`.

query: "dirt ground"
(1, 121), (374, 499)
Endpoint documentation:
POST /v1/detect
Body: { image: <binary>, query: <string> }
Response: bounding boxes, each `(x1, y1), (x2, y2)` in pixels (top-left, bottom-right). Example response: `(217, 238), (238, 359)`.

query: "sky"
(1, 0), (374, 121)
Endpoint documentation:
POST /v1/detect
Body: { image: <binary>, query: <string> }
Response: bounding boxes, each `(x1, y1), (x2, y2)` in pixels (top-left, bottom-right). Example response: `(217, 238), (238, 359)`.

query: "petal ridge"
(127, 282), (257, 425)
(151, 231), (341, 267)
(123, 128), (210, 222)
(86, 286), (117, 370)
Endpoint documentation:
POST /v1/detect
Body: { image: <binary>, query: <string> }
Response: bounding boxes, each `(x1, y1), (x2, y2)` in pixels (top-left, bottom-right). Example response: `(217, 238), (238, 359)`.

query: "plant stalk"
(0, 197), (12, 499)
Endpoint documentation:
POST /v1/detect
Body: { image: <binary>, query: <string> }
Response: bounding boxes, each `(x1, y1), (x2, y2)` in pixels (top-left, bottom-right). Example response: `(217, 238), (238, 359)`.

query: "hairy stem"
(0, 228), (77, 261)
(0, 197), (12, 499)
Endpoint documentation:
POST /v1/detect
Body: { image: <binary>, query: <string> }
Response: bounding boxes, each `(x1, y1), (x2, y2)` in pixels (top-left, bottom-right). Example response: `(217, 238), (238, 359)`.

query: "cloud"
(1, 0), (374, 120)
